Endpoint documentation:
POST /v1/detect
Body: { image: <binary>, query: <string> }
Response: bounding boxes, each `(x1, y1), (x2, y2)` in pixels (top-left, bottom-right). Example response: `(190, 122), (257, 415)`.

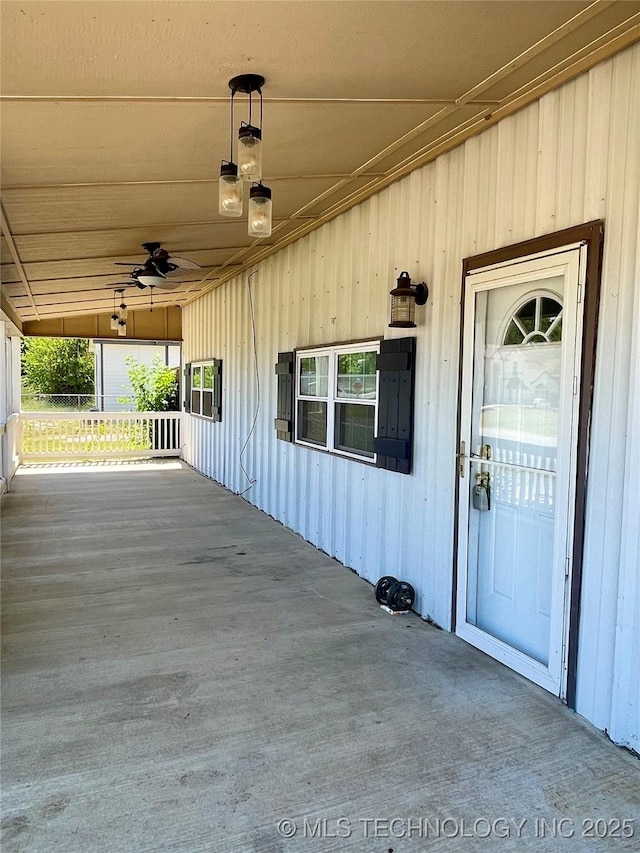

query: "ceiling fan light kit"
(219, 73), (272, 237)
(110, 244), (202, 335)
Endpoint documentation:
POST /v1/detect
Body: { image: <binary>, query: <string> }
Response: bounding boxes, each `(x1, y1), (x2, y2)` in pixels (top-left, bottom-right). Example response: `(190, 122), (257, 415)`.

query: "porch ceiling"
(1, 1), (639, 326)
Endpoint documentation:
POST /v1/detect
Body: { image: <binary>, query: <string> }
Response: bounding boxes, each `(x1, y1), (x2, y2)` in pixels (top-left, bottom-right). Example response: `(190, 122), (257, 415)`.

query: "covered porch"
(2, 461), (637, 852)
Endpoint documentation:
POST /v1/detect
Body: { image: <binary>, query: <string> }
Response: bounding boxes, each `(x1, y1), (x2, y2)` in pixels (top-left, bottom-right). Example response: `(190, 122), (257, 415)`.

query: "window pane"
(297, 400), (327, 446)
(192, 366), (202, 389)
(191, 389), (201, 415)
(202, 390), (213, 418)
(335, 403), (375, 457)
(548, 318), (562, 342)
(516, 299), (536, 333)
(541, 298), (562, 334)
(337, 351), (377, 399)
(299, 355), (329, 397)
(504, 320), (525, 345)
(203, 364), (213, 389)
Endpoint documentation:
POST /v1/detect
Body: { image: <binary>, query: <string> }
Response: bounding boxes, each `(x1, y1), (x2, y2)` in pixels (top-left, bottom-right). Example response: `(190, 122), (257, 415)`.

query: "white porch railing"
(0, 413), (22, 491)
(20, 411), (183, 460)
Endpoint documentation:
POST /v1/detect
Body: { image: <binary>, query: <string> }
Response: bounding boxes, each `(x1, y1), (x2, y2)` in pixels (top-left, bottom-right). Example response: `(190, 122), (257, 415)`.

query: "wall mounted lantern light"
(388, 271), (429, 328)
(219, 73), (272, 237)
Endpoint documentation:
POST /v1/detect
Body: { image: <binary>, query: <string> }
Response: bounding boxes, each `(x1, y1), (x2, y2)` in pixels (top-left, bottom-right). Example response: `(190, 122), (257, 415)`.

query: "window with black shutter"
(185, 359), (222, 421)
(276, 338), (416, 471)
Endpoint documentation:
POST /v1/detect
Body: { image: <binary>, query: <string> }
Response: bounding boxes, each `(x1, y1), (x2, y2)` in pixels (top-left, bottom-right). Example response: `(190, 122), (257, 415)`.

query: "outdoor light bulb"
(110, 313), (119, 331)
(118, 320), (127, 337)
(218, 162), (243, 217)
(238, 124), (262, 182)
(248, 183), (272, 238)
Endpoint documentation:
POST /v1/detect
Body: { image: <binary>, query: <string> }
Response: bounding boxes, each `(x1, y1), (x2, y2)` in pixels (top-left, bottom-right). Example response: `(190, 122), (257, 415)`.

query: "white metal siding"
(183, 44), (640, 748)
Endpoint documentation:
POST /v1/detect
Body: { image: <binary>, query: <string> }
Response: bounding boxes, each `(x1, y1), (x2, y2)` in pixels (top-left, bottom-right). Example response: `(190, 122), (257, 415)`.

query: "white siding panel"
(576, 44), (640, 747)
(183, 44), (640, 746)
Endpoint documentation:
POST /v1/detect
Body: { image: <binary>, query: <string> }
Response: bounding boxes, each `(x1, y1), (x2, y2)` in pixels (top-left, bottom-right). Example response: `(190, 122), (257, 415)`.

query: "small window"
(295, 342), (380, 460)
(503, 295), (563, 346)
(189, 360), (222, 421)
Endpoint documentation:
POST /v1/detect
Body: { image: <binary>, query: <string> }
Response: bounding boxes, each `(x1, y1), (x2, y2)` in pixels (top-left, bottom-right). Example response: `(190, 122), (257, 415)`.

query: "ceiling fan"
(114, 242), (201, 289)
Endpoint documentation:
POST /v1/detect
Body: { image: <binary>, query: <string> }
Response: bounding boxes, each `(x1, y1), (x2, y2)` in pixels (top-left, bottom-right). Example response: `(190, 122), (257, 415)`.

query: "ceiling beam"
(0, 95), (501, 105)
(1, 288), (24, 333)
(1, 174), (386, 191)
(0, 204), (39, 320)
(22, 306), (182, 341)
(8, 216), (317, 239)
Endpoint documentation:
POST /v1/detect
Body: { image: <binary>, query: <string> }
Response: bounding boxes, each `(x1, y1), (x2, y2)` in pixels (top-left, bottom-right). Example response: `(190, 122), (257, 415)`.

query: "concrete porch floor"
(1, 461), (638, 853)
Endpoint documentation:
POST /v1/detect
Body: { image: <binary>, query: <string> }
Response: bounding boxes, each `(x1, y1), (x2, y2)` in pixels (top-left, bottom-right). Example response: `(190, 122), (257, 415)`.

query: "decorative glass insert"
(503, 295), (563, 346)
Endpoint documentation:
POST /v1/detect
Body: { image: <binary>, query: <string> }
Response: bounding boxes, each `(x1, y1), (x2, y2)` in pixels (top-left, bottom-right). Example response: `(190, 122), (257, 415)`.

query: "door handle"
(457, 441), (466, 478)
(470, 444), (493, 461)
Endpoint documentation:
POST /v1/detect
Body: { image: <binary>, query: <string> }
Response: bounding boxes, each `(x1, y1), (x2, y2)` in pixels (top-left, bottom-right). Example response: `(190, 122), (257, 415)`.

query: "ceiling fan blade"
(170, 257), (201, 270)
(114, 262), (139, 266)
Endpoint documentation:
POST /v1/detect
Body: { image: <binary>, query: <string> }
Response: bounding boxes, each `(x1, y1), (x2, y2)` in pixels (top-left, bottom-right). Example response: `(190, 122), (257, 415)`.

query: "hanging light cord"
(237, 270), (261, 496)
(229, 88), (235, 161)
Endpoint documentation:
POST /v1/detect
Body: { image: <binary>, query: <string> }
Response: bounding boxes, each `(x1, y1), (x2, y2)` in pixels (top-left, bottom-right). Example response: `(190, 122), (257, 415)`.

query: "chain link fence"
(21, 393), (136, 412)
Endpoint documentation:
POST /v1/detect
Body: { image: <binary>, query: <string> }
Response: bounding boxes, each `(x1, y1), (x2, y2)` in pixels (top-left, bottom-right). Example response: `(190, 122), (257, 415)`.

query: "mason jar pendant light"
(248, 182), (272, 237)
(110, 289), (119, 331)
(218, 161), (242, 217)
(221, 74), (272, 236)
(218, 80), (243, 217)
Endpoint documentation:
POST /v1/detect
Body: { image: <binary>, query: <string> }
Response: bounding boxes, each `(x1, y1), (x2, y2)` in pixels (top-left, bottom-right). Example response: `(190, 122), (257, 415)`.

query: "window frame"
(295, 340), (381, 462)
(189, 359), (221, 421)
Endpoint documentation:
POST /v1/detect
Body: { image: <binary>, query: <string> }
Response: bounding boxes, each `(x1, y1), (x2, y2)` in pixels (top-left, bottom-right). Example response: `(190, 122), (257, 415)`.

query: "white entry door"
(456, 245), (586, 696)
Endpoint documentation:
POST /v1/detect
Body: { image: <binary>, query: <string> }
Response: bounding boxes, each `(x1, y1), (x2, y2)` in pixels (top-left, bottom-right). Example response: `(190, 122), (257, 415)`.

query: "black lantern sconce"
(388, 271), (429, 328)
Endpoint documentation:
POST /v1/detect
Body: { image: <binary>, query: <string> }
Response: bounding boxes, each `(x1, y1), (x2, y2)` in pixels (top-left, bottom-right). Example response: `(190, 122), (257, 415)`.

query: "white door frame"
(455, 244), (587, 698)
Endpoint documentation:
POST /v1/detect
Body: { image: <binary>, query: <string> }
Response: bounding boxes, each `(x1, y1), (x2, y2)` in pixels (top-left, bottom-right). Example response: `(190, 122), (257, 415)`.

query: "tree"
(21, 337), (94, 395)
(122, 356), (179, 412)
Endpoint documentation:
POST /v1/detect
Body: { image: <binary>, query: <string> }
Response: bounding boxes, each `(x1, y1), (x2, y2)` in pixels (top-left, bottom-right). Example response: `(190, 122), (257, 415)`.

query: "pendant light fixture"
(110, 290), (119, 331)
(110, 289), (127, 336)
(118, 292), (128, 322)
(248, 182), (272, 237)
(219, 74), (272, 237)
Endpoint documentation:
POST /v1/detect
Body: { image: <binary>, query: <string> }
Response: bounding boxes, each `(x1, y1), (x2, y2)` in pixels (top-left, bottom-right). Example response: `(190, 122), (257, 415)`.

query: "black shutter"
(374, 337), (416, 474)
(274, 351), (294, 442)
(183, 363), (191, 413)
(212, 359), (222, 422)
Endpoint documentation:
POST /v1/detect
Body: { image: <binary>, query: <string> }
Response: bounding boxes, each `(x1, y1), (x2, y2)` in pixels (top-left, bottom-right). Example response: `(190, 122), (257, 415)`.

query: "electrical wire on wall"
(237, 270), (261, 496)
